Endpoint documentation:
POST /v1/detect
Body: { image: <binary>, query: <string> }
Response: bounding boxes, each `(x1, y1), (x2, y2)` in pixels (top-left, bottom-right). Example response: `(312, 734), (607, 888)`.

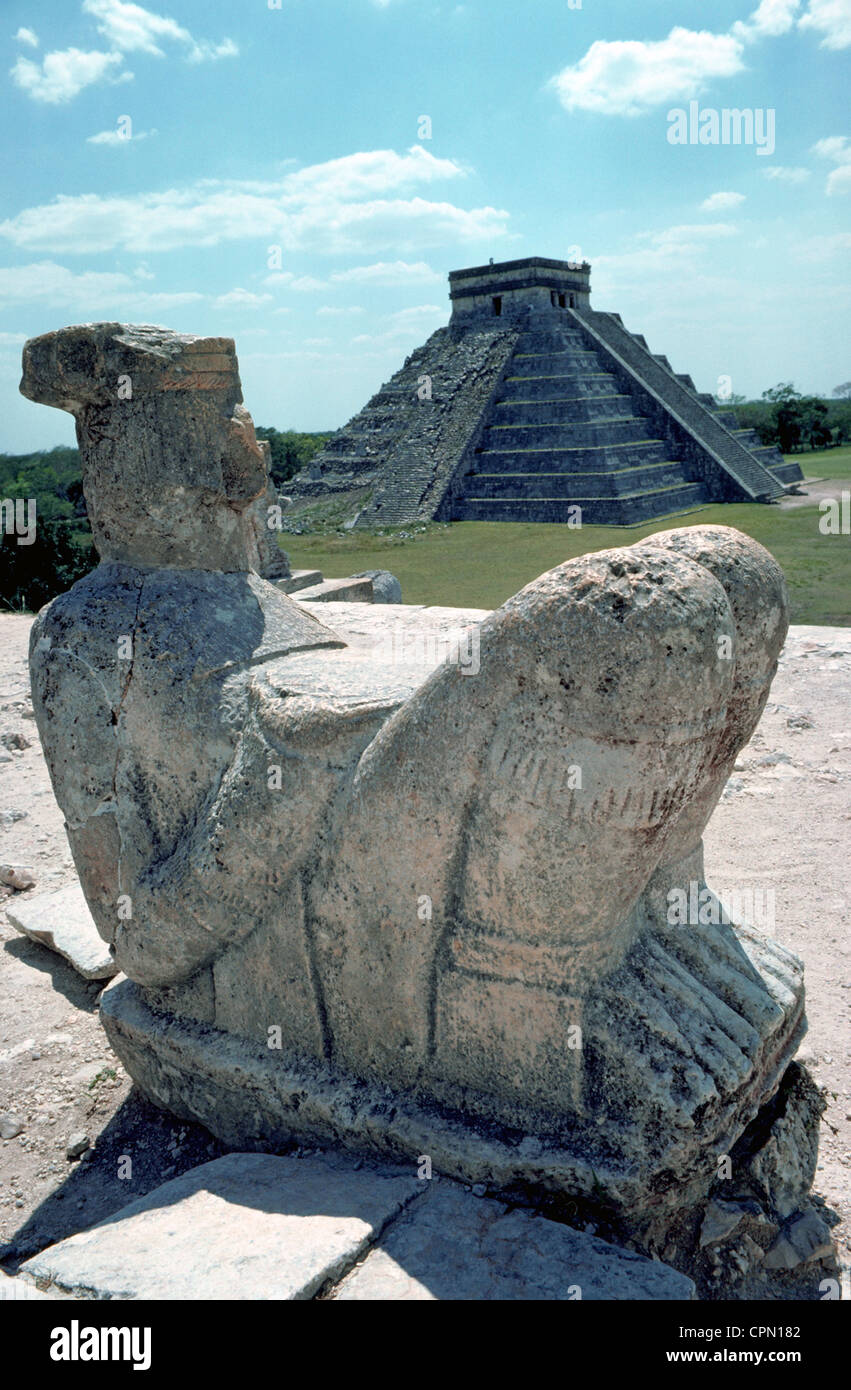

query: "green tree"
(254, 427), (332, 488)
(0, 517), (96, 613)
(798, 396), (831, 450)
(759, 384), (805, 452)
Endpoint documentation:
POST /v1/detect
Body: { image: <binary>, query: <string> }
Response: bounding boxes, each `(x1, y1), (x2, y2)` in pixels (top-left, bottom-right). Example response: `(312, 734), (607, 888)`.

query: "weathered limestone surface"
(279, 568), (323, 594)
(6, 882), (116, 980)
(19, 1153), (421, 1300)
(17, 1154), (692, 1301)
(331, 1182), (695, 1301)
(297, 575), (374, 603)
(245, 451), (290, 582)
(22, 323), (822, 1269)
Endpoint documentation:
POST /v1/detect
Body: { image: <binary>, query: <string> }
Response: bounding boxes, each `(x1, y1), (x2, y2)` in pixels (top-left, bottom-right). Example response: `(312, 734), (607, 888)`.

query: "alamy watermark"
(1, 497), (36, 546)
(667, 881), (776, 933)
(819, 491), (850, 535)
(667, 102), (775, 157)
(376, 624), (481, 676)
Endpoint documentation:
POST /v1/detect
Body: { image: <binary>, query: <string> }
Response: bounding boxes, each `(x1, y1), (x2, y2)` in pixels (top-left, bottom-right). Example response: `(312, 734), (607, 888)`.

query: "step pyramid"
(291, 257), (803, 527)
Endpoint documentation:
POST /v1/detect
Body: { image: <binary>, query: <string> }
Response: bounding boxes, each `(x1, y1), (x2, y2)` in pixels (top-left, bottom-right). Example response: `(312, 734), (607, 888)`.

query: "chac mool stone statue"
(22, 323), (813, 1252)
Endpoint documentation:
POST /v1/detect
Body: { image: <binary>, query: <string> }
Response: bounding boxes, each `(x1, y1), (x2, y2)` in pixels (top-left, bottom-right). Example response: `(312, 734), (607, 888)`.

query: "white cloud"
(826, 165), (851, 195)
(11, 48), (125, 104)
(330, 259), (441, 285)
(797, 231), (851, 259)
(82, 0), (188, 55)
(652, 223), (738, 252)
(187, 38), (239, 64)
(593, 223), (741, 280)
(352, 303), (445, 346)
(386, 304), (444, 323)
(290, 275), (327, 291)
(813, 135), (851, 193)
(549, 28), (745, 117)
(733, 0), (802, 40)
(762, 165), (811, 182)
(87, 125), (153, 144)
(799, 0), (851, 48)
(264, 273), (328, 291)
(283, 195), (507, 256)
(284, 146), (464, 201)
(214, 289), (272, 307)
(549, 1), (824, 119)
(0, 260), (202, 311)
(812, 134), (850, 158)
(0, 149), (508, 255)
(81, 0), (238, 62)
(701, 191), (746, 211)
(15, 27), (39, 48)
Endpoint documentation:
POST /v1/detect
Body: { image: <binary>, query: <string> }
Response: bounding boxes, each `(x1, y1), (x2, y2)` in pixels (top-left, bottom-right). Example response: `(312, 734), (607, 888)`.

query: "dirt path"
(1, 613), (849, 1295)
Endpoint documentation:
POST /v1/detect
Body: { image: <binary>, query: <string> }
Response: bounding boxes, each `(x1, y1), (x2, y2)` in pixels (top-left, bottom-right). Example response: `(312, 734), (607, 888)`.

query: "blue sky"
(0, 0), (848, 451)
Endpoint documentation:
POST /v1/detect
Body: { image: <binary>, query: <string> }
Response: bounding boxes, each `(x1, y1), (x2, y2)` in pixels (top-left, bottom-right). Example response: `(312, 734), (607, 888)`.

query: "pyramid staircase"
(445, 315), (801, 525)
(626, 337), (801, 489)
(448, 324), (706, 524)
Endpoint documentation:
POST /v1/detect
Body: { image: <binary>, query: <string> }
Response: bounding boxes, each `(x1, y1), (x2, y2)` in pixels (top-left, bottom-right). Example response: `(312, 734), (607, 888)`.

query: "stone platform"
(19, 1152), (695, 1301)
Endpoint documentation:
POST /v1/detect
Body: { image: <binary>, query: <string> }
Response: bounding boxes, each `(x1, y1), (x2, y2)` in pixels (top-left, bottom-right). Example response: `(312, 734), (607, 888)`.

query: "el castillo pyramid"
(291, 256), (803, 527)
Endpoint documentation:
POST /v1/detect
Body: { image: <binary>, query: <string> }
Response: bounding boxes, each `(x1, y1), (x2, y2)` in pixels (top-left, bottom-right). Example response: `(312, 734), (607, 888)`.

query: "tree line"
(0, 429), (330, 612)
(717, 382), (851, 454)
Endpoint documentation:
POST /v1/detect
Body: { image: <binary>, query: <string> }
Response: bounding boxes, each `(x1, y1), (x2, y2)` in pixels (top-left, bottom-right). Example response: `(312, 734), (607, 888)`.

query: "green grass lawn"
(803, 444), (851, 481)
(286, 447), (851, 625)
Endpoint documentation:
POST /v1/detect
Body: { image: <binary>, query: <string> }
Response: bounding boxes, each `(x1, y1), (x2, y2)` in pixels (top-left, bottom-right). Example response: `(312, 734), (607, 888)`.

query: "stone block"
(278, 569), (324, 594)
(6, 881), (117, 980)
(19, 1153), (420, 1301)
(296, 576), (374, 602)
(331, 1183), (695, 1301)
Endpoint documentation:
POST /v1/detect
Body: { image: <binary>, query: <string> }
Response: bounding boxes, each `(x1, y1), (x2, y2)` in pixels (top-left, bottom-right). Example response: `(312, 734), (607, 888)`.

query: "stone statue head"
(20, 323), (268, 570)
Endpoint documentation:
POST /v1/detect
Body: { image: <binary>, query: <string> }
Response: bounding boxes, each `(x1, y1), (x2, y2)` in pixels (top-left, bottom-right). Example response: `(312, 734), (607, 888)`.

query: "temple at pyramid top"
(290, 255), (802, 529)
(449, 256), (592, 321)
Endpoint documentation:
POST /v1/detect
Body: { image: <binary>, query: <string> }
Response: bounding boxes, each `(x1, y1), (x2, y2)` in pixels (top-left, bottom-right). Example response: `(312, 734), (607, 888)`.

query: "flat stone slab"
(6, 881), (116, 980)
(278, 569), (323, 594)
(331, 1183), (695, 1301)
(19, 1152), (420, 1301)
(296, 576), (373, 602)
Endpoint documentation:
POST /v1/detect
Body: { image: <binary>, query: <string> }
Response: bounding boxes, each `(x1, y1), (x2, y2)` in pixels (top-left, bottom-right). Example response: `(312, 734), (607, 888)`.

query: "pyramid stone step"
(452, 482), (708, 524)
(499, 373), (621, 401)
(574, 309), (787, 501)
(477, 439), (672, 471)
(492, 394), (636, 425)
(767, 461), (806, 485)
(509, 350), (600, 375)
(481, 417), (652, 449)
(469, 461), (692, 499)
